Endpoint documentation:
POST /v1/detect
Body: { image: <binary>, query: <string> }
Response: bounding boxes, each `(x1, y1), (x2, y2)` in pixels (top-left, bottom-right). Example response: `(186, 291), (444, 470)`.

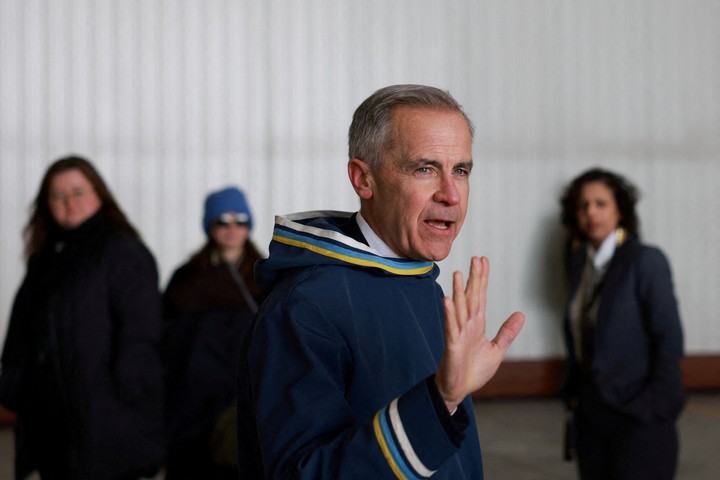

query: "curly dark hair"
(23, 155), (139, 259)
(560, 167), (640, 242)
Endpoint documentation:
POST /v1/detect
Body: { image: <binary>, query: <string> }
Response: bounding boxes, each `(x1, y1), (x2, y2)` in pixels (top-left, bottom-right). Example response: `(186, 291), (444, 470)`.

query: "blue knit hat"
(202, 186), (253, 234)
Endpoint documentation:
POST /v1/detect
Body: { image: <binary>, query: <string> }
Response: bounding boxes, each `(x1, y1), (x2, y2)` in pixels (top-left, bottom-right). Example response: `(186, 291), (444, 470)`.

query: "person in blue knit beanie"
(164, 185), (264, 480)
(202, 186), (254, 234)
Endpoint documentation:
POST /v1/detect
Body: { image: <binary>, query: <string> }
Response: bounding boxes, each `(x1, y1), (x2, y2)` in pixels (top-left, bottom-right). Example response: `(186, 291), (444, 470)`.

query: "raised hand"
(435, 256), (525, 412)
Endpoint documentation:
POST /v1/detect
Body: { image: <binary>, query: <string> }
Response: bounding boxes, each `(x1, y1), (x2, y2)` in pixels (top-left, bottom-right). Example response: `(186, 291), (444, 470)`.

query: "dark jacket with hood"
(0, 212), (165, 479)
(237, 211), (484, 479)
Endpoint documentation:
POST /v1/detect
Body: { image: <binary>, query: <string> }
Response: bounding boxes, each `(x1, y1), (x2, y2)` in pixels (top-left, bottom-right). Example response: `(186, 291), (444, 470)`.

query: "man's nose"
(434, 176), (460, 205)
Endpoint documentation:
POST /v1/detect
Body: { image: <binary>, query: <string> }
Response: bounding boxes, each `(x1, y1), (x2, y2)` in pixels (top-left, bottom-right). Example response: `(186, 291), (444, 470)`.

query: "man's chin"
(414, 246), (452, 262)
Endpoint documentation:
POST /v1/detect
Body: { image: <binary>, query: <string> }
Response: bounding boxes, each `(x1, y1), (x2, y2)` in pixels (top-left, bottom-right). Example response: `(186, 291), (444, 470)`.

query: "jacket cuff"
(425, 375), (469, 447)
(372, 376), (468, 477)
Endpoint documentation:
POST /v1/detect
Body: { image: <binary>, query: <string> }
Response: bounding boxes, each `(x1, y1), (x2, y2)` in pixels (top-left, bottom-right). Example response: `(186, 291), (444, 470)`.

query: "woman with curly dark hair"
(559, 167), (685, 480)
(0, 155), (165, 479)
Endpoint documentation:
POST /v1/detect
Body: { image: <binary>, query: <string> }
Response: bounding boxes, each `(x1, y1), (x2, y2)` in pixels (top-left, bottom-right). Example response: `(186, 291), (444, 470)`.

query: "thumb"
(492, 312), (525, 353)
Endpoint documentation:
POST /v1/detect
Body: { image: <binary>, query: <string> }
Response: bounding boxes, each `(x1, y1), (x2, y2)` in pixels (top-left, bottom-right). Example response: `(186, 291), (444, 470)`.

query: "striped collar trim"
(273, 211), (435, 276)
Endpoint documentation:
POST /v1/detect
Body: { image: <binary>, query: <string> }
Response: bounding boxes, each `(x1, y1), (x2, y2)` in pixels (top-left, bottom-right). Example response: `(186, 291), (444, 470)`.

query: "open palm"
(435, 256), (525, 412)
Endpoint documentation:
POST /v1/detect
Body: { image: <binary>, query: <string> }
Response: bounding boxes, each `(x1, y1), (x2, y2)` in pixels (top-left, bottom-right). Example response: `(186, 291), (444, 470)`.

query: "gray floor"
(474, 392), (720, 480)
(1, 392), (719, 479)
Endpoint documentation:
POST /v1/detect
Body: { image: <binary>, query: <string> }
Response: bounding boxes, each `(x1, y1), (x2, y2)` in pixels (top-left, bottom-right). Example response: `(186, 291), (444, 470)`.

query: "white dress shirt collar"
(588, 229), (619, 270)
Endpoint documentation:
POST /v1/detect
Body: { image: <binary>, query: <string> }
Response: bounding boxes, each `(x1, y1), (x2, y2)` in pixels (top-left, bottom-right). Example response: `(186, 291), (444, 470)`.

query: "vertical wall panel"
(1, 0), (718, 357)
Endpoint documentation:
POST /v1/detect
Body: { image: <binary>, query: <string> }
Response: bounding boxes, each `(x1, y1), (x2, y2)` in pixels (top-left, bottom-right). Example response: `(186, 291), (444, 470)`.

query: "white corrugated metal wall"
(1, 0), (718, 358)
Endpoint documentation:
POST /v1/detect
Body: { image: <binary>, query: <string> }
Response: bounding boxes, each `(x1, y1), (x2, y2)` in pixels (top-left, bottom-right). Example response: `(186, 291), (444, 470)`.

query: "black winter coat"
(0, 213), (166, 479)
(162, 242), (264, 448)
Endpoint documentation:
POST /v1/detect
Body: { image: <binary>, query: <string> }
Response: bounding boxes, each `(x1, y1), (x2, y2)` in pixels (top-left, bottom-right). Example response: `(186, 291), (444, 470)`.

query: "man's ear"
(348, 158), (374, 200)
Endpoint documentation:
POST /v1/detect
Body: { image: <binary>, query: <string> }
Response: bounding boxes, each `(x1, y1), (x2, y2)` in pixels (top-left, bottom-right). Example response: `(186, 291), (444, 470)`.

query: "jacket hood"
(255, 211), (438, 293)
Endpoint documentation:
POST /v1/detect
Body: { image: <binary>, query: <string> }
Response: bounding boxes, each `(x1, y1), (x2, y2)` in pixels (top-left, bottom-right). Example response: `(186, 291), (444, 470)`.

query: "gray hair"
(348, 84), (475, 171)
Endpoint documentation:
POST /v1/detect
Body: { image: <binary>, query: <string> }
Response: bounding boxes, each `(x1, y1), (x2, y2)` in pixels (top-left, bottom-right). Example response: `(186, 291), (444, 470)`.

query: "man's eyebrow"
(409, 159), (474, 170)
(412, 158), (441, 168)
(455, 160), (473, 172)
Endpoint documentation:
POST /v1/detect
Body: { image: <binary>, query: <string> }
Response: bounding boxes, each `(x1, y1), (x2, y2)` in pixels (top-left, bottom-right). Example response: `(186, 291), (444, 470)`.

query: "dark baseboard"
(678, 355), (720, 390)
(0, 405), (14, 426)
(472, 358), (566, 399)
(473, 354), (720, 399)
(1, 355), (718, 426)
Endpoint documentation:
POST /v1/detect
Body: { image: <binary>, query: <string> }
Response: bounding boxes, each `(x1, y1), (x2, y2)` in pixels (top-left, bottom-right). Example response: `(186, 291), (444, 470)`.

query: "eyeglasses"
(49, 188), (91, 204)
(215, 212), (250, 228)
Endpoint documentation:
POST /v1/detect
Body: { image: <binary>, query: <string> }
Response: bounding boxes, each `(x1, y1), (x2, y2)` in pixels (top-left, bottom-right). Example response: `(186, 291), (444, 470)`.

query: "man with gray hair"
(238, 84), (525, 479)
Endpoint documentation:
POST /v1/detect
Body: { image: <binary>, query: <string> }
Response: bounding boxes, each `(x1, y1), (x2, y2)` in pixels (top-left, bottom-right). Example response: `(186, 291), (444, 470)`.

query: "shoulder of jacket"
(104, 233), (157, 266)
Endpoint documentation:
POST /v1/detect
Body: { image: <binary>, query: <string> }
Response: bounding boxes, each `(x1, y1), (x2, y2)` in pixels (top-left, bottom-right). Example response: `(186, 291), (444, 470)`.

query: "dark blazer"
(562, 235), (686, 424)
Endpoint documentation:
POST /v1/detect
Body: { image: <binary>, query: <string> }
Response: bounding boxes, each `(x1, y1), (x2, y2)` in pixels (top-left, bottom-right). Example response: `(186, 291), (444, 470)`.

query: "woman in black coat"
(559, 168), (685, 480)
(163, 186), (264, 479)
(0, 156), (165, 479)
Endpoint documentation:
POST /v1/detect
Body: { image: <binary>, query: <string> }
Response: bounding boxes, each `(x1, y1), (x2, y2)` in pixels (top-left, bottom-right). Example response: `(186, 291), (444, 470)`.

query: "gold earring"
(615, 227), (627, 246)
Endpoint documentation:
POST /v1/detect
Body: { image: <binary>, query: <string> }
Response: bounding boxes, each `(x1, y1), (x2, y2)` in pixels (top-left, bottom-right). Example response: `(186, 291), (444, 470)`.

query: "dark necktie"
(580, 266), (602, 371)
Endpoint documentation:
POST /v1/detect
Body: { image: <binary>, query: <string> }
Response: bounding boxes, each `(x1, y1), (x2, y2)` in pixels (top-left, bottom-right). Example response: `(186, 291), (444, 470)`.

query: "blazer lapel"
(595, 237), (642, 323)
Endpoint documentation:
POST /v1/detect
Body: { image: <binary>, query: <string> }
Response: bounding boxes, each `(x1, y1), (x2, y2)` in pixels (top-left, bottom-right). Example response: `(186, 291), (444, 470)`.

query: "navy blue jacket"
(238, 212), (483, 479)
(562, 235), (685, 423)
